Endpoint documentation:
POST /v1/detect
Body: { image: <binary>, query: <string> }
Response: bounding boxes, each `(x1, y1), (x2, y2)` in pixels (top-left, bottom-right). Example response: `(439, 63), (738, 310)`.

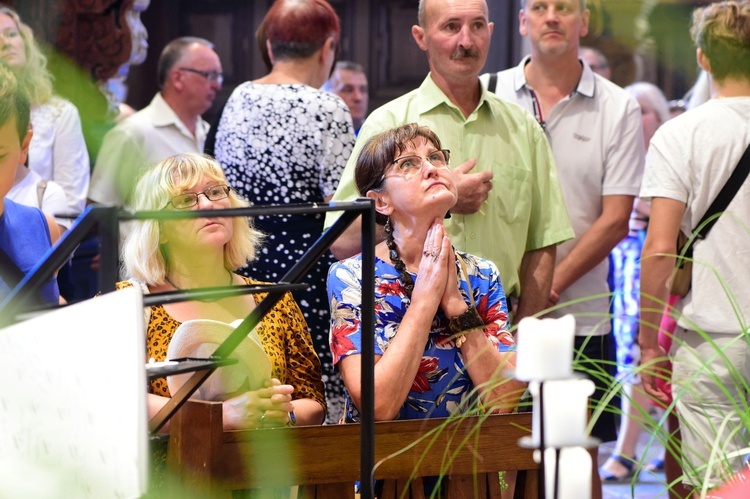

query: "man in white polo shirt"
(481, 0), (643, 495)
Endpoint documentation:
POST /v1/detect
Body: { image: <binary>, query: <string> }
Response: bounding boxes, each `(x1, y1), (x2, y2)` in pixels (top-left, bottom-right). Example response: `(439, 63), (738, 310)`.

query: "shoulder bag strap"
(487, 73), (498, 94)
(686, 143), (750, 256)
(36, 179), (48, 209)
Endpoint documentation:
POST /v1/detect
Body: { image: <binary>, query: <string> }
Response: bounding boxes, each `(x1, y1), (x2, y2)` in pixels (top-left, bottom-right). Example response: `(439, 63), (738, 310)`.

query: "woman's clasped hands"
(413, 219), (466, 317)
(222, 378), (295, 430)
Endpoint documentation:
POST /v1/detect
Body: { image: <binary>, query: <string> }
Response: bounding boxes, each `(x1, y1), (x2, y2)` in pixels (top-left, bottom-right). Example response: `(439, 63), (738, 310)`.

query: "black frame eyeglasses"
(178, 67), (224, 85)
(166, 185), (231, 210)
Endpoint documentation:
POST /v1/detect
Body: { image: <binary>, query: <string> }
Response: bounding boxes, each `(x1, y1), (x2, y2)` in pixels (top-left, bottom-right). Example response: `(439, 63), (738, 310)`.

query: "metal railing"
(0, 199), (377, 498)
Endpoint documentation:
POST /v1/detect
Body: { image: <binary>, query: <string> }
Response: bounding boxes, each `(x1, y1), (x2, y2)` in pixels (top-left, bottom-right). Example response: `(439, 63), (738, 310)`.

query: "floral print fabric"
(328, 251), (515, 422)
(610, 229), (647, 383)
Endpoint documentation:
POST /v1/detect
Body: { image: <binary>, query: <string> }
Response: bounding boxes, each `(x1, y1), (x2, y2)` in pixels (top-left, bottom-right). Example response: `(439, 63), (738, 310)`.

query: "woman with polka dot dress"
(214, 0), (355, 423)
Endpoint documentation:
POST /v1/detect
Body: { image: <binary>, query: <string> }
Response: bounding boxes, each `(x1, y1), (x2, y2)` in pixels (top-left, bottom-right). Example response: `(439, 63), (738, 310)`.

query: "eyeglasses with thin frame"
(166, 185), (231, 210)
(384, 149), (451, 181)
(179, 67), (224, 85)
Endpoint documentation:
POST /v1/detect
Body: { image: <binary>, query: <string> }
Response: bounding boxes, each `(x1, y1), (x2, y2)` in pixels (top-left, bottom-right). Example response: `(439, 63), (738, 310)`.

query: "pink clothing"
(654, 294), (681, 406)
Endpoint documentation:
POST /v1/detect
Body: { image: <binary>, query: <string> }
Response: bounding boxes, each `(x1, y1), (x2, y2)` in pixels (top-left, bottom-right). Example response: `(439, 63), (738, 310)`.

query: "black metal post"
(360, 200), (376, 499)
(553, 447), (561, 499)
(539, 381), (547, 499)
(98, 205), (119, 294)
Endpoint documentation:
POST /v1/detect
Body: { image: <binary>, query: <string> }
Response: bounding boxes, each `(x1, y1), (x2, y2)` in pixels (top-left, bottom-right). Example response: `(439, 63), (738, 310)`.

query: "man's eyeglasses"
(179, 67), (224, 85)
(167, 185), (231, 210)
(385, 149), (451, 180)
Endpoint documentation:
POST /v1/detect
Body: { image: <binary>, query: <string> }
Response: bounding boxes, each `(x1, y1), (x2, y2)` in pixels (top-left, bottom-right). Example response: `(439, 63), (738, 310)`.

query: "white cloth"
(7, 169), (70, 229)
(482, 57), (644, 336)
(89, 93), (209, 207)
(29, 97), (90, 216)
(641, 97), (750, 334)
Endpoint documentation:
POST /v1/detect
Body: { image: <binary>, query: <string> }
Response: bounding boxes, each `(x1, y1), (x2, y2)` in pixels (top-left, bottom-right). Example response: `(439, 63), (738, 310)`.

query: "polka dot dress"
(215, 82), (355, 423)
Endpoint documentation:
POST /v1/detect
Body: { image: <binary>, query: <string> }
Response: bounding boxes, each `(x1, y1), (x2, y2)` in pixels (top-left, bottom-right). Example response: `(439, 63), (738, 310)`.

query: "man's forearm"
(552, 196), (632, 295)
(637, 196), (686, 348)
(638, 249), (674, 348)
(515, 245), (556, 322)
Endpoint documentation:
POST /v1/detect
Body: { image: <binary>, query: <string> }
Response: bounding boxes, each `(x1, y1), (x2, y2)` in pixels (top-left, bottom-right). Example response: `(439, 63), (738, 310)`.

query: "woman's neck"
(163, 250), (231, 289)
(254, 58), (323, 88)
(389, 220), (431, 269)
(165, 267), (233, 290)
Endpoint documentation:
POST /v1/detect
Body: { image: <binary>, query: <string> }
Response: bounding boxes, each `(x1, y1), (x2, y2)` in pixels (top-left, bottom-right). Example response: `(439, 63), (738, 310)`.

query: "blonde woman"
(0, 5), (89, 220)
(120, 153), (325, 431)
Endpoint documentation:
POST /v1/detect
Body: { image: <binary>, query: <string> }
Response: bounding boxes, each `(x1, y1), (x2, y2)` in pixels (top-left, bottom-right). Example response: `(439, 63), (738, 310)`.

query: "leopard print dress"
(118, 277), (325, 412)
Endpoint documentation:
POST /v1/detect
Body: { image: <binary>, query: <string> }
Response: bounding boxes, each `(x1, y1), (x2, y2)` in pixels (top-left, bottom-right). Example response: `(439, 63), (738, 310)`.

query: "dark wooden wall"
(127, 0), (518, 125)
(8, 0), (702, 158)
(132, 0), (697, 121)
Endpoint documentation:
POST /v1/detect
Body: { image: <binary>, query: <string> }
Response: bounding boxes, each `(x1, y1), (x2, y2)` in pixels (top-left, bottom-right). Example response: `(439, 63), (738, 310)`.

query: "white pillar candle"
(529, 378), (595, 447)
(544, 447), (592, 499)
(515, 315), (576, 381)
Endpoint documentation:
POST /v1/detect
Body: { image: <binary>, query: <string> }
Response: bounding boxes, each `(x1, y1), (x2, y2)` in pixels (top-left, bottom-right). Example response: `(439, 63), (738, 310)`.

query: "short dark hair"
(0, 61), (30, 143)
(157, 37), (214, 89)
(263, 0), (340, 61)
(334, 60), (365, 73)
(355, 123), (443, 225)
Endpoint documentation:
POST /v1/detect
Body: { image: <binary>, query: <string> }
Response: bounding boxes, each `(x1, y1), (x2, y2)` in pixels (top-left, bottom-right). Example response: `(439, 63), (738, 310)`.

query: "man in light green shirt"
(325, 0), (572, 321)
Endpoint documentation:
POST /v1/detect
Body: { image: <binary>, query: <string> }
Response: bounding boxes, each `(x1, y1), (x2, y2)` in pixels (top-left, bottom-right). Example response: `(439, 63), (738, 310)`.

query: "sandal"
(645, 457), (665, 473)
(599, 454), (637, 483)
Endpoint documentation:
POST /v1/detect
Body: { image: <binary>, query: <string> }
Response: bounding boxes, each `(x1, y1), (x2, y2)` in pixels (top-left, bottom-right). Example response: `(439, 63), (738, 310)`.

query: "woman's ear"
(266, 39), (276, 65)
(366, 189), (393, 219)
(158, 222), (169, 245)
(320, 37), (337, 76)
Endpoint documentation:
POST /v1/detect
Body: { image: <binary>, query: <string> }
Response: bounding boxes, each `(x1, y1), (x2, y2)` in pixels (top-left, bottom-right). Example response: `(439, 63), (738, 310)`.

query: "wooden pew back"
(167, 400), (538, 498)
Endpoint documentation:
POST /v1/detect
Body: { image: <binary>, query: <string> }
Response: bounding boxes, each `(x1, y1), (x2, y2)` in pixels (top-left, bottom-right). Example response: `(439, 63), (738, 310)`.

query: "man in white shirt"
(481, 1), (644, 495)
(89, 37), (222, 206)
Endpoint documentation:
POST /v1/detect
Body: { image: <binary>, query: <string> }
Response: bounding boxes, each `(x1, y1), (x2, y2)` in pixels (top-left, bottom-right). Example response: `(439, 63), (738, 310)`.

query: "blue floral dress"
(327, 251), (515, 422)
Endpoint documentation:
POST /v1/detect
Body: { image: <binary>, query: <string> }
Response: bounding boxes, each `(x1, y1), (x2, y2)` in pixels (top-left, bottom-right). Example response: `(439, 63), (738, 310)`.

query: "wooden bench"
(167, 400), (539, 498)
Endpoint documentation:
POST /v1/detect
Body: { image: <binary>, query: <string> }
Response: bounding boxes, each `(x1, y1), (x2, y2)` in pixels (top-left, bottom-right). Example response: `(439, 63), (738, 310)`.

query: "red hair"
(262, 0), (340, 60)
